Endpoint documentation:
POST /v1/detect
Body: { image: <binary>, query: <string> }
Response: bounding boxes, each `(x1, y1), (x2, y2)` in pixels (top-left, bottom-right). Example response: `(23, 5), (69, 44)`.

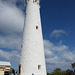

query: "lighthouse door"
(18, 64), (21, 75)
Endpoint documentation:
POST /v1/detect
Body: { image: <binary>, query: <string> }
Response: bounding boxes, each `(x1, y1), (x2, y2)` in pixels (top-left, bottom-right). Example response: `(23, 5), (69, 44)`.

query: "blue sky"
(41, 0), (75, 48)
(0, 0), (75, 73)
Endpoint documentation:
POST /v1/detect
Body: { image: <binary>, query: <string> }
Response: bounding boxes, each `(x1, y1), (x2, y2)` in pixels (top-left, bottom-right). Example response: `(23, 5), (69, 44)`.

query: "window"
(38, 65), (41, 70)
(36, 26), (38, 29)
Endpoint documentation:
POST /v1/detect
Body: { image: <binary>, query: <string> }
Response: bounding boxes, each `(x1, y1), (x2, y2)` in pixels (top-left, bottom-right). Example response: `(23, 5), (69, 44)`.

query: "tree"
(47, 73), (50, 75)
(51, 68), (61, 75)
(66, 69), (73, 75)
(71, 62), (75, 74)
(50, 68), (67, 75)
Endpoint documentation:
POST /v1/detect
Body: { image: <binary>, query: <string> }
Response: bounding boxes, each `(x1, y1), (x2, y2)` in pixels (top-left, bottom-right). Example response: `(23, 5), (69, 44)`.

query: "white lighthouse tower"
(19, 0), (46, 75)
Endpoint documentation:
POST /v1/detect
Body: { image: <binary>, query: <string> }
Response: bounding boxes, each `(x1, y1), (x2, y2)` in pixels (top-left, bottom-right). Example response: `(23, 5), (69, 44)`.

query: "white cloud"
(0, 0), (24, 34)
(1, 0), (25, 10)
(1, 0), (17, 4)
(0, 49), (20, 64)
(44, 40), (75, 72)
(0, 34), (21, 50)
(0, 0), (23, 65)
(50, 29), (66, 38)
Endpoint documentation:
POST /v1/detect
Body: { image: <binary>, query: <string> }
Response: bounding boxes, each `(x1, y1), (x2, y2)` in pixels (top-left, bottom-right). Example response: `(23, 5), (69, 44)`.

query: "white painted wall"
(20, 0), (46, 75)
(0, 71), (4, 75)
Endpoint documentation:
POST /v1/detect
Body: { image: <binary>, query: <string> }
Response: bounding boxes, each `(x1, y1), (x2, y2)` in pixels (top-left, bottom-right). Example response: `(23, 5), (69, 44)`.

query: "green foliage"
(72, 62), (75, 69)
(51, 68), (66, 75)
(47, 62), (75, 75)
(71, 62), (75, 73)
(47, 68), (74, 75)
(47, 73), (51, 75)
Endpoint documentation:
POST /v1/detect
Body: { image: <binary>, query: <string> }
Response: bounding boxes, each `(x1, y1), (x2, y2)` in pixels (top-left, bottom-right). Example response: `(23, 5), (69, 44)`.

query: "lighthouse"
(19, 0), (46, 75)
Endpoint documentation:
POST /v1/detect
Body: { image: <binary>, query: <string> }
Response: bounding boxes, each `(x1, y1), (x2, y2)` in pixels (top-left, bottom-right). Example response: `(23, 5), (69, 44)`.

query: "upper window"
(36, 26), (38, 29)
